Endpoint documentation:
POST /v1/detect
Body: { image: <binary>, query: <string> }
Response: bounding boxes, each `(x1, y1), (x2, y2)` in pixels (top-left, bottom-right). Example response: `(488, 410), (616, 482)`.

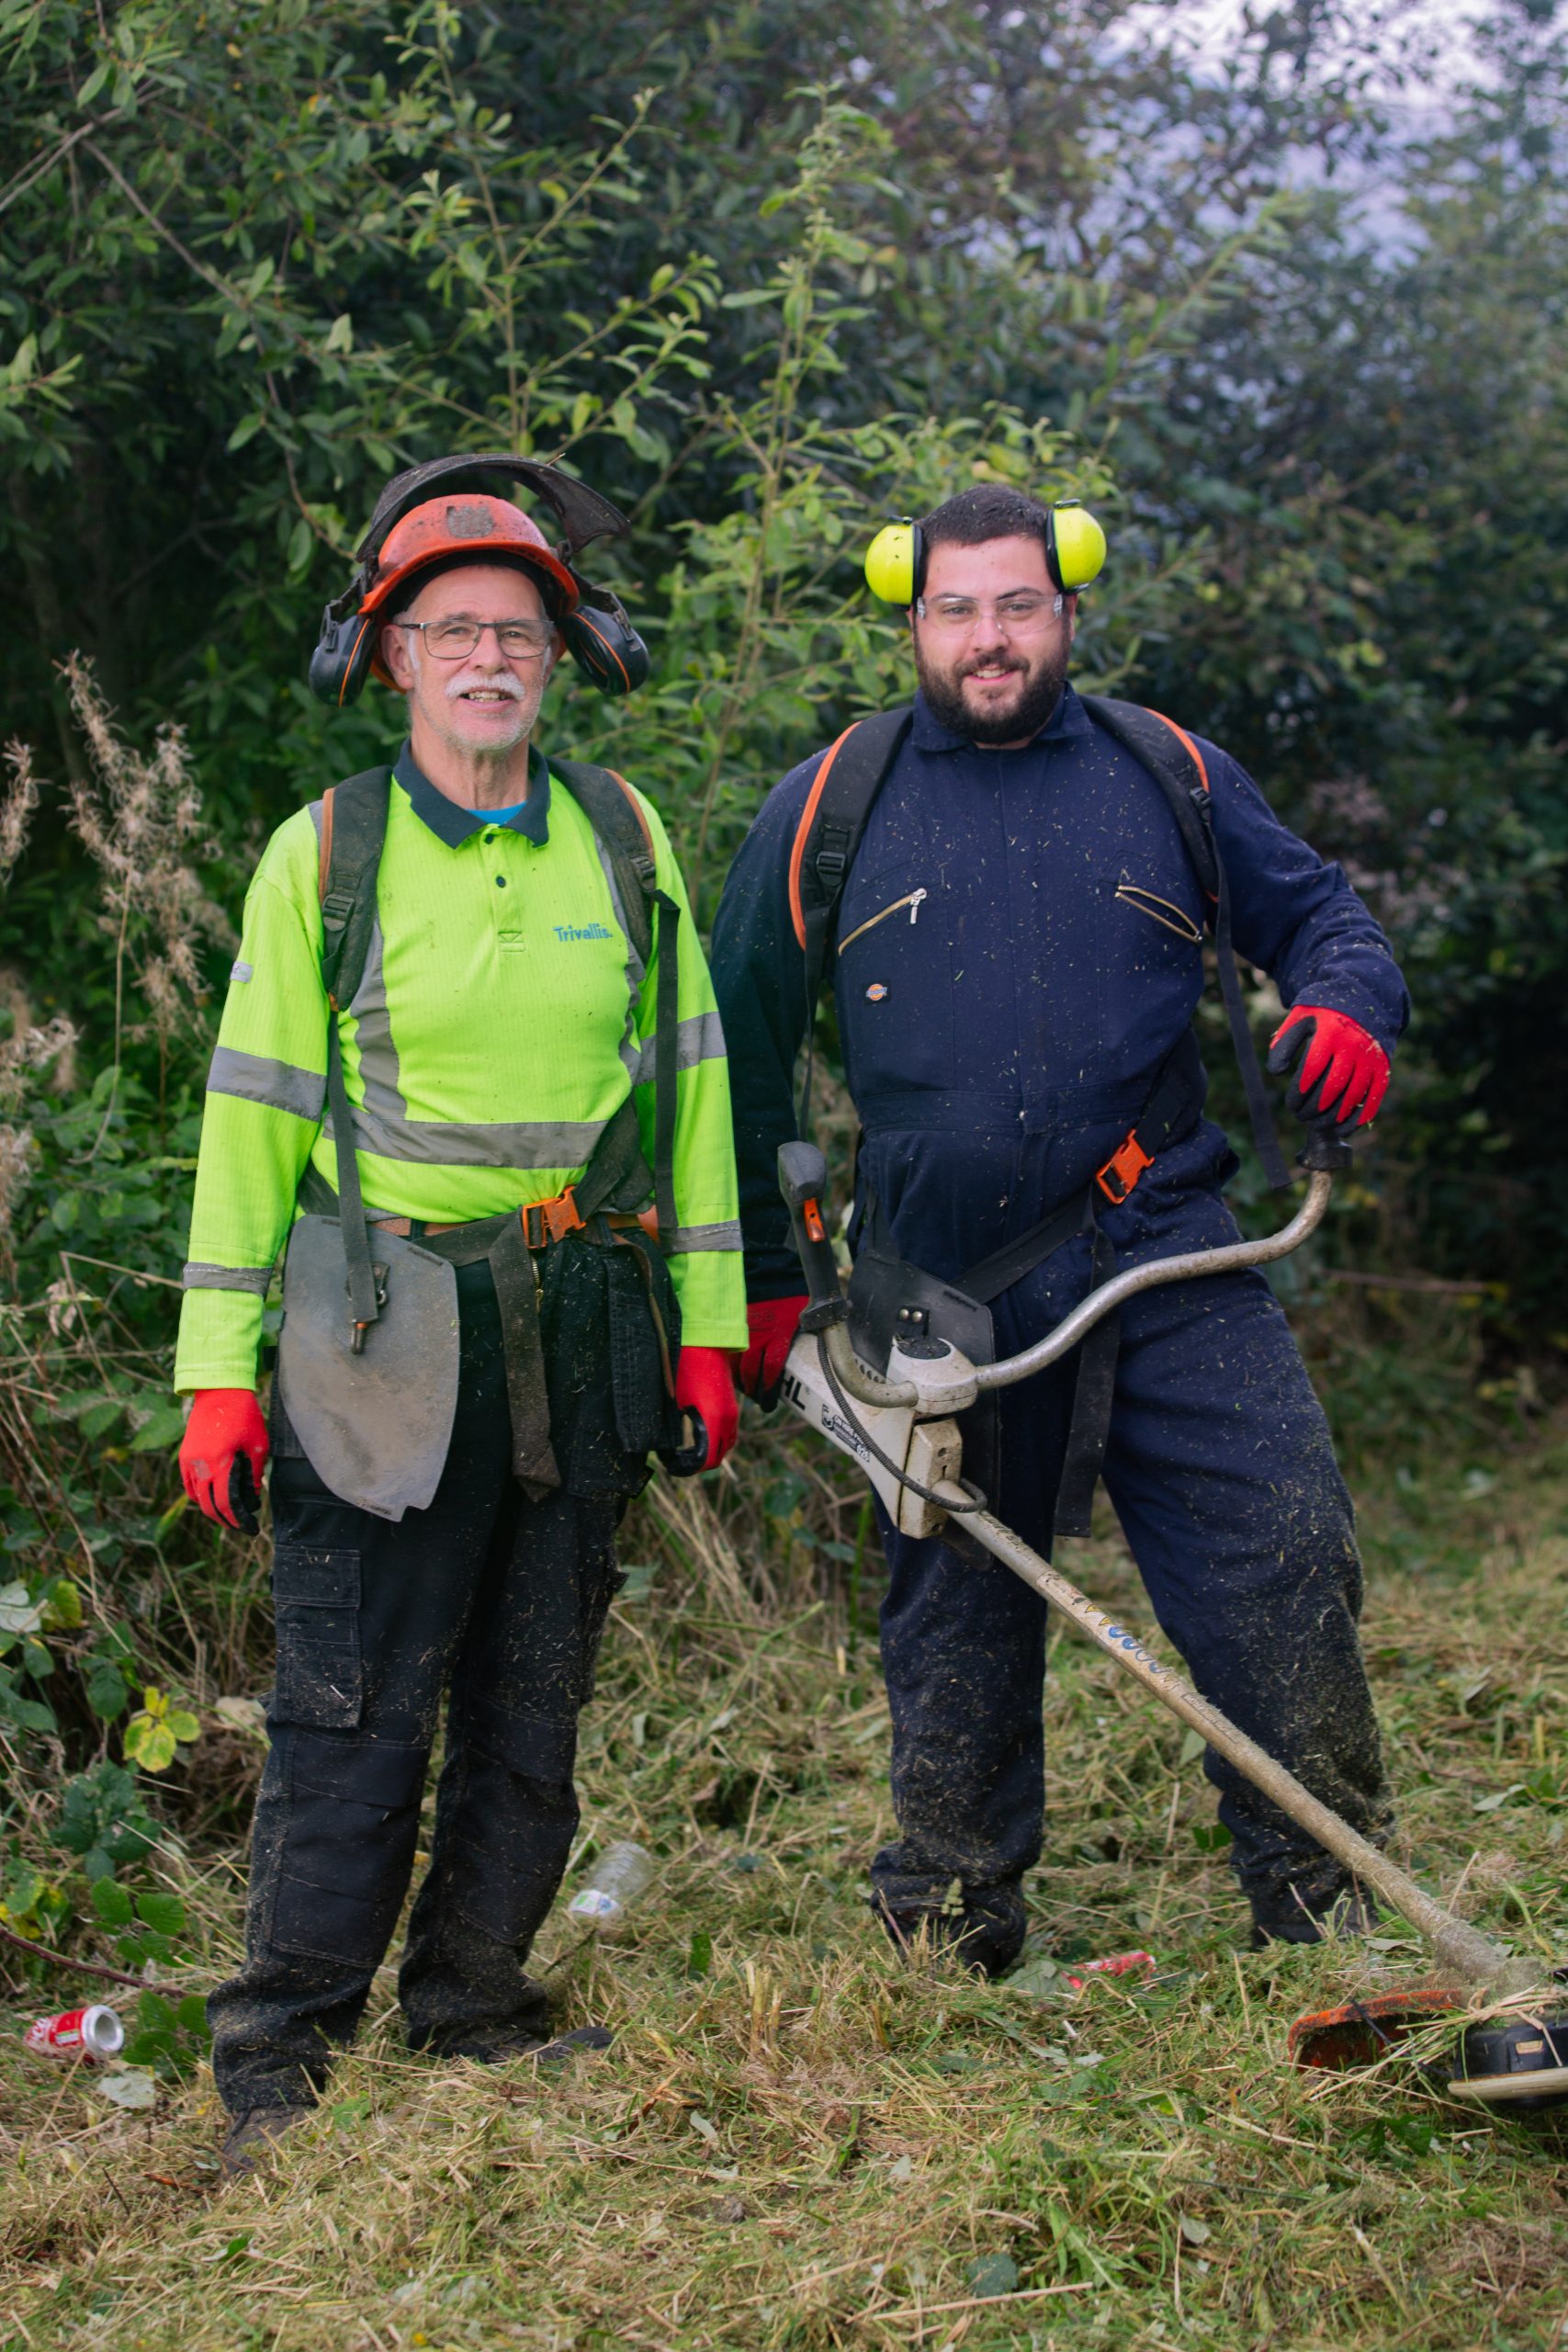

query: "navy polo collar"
(908, 680), (1092, 754)
(393, 741), (552, 846)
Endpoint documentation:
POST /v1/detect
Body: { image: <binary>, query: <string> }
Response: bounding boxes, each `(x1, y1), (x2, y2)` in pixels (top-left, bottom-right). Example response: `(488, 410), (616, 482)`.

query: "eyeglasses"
(916, 593), (1063, 634)
(390, 616), (555, 662)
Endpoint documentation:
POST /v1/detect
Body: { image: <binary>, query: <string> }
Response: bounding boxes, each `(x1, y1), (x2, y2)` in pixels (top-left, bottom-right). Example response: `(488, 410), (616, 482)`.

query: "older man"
(176, 459), (744, 2170)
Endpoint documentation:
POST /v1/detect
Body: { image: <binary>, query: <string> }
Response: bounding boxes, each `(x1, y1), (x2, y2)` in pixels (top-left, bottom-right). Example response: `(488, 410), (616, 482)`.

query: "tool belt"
(848, 1031), (1204, 1544)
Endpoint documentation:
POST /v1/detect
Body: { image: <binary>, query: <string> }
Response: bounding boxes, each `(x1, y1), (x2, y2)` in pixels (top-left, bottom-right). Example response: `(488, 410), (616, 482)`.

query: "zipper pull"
(908, 888), (927, 925)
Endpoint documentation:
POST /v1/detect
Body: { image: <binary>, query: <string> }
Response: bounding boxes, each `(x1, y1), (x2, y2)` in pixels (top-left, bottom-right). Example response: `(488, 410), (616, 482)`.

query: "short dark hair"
(920, 483), (1053, 569)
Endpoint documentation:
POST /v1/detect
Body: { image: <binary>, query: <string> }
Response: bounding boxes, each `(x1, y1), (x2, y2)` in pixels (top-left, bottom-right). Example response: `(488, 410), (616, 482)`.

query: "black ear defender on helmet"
(863, 499), (1108, 604)
(310, 451), (651, 706)
(309, 602), (382, 709)
(558, 578), (651, 695)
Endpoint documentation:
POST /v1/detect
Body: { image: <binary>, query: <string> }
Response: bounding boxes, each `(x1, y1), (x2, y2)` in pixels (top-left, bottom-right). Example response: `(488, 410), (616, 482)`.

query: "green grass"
(5, 1402), (1568, 2351)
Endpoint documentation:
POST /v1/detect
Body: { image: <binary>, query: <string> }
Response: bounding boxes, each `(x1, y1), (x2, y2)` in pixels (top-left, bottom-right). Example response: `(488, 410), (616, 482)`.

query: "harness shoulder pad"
(1077, 695), (1220, 905)
(317, 765), (391, 1009)
(789, 707), (914, 952)
(551, 757), (657, 968)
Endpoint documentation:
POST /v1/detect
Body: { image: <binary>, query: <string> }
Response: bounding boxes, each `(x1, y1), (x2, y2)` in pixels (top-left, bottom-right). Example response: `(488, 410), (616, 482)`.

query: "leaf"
(164, 1710), (201, 1746)
(123, 1716), (177, 1772)
(97, 2069), (157, 2110)
(135, 1891), (186, 1937)
(686, 1928), (713, 1977)
(130, 1402), (186, 1453)
(1179, 2212), (1213, 2245)
(86, 1659), (131, 1721)
(41, 1578), (83, 1633)
(965, 2253), (1019, 2298)
(689, 2111), (719, 2144)
(1472, 1782), (1527, 1813)
(91, 1879), (134, 1927)
(0, 1582), (44, 1636)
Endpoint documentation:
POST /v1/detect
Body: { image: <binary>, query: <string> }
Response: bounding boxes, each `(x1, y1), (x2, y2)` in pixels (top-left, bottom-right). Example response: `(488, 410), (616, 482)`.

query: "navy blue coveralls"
(709, 684), (1409, 1965)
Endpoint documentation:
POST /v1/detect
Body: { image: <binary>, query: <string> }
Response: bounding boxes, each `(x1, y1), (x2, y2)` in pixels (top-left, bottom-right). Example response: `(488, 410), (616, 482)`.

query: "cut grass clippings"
(4, 1408), (1568, 2349)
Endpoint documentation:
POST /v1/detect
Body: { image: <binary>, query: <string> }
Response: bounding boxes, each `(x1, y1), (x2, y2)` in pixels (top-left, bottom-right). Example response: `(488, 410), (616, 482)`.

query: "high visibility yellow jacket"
(175, 744), (747, 1391)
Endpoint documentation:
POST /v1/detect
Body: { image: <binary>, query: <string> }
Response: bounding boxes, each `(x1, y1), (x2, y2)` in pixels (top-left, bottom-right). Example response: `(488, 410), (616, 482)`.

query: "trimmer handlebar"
(776, 1143), (850, 1333)
(778, 1151), (1339, 1411)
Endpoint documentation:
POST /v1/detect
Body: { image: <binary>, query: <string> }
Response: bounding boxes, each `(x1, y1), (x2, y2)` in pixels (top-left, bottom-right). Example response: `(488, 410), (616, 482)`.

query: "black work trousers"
(872, 1178), (1393, 1970)
(209, 1261), (626, 2112)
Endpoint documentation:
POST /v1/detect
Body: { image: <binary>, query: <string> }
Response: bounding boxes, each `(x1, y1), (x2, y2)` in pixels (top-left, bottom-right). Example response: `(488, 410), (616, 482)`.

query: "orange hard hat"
(359, 492), (581, 683)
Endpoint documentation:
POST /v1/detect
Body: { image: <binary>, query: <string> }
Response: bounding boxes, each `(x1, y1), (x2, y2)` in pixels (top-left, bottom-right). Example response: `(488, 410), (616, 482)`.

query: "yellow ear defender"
(863, 501), (1107, 603)
(1046, 500), (1108, 593)
(864, 518), (921, 605)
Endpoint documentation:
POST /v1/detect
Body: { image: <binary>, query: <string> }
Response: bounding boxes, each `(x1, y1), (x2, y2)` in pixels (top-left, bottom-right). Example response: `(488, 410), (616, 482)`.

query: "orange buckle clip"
(523, 1188), (586, 1250)
(1096, 1132), (1154, 1206)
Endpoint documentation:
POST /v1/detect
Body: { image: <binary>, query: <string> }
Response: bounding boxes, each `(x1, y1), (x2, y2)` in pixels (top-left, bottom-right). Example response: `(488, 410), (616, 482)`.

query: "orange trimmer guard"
(1287, 1986), (1463, 2072)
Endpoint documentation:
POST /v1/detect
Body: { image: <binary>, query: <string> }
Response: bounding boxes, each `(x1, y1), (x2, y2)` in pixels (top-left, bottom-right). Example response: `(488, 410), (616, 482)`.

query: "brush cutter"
(773, 1138), (1568, 2112)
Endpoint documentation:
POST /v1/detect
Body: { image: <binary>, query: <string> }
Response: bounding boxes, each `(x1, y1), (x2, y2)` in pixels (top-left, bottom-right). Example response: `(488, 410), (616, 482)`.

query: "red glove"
(735, 1295), (807, 1402)
(1267, 1004), (1390, 1127)
(180, 1389), (270, 1529)
(673, 1346), (738, 1472)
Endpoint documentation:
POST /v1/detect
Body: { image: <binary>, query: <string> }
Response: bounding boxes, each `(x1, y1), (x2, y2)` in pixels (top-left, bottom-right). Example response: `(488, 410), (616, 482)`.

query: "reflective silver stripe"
(664, 1221), (742, 1252)
(208, 1046), (325, 1123)
(347, 916), (408, 1124)
(183, 1261), (274, 1294)
(632, 1008), (727, 1087)
(326, 1099), (611, 1170)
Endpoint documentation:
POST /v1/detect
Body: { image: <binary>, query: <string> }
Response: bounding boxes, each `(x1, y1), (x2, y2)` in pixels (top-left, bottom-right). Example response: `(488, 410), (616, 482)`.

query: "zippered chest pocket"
(835, 869), (954, 1090)
(838, 885), (928, 956)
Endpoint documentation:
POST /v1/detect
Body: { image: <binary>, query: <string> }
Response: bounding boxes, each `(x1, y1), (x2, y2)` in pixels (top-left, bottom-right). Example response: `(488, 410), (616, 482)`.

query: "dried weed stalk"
(61, 650), (233, 1058)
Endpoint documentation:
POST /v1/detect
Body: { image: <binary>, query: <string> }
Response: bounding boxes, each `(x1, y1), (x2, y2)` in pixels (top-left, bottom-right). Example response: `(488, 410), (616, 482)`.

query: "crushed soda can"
(1064, 1950), (1156, 1995)
(23, 2004), (125, 2063)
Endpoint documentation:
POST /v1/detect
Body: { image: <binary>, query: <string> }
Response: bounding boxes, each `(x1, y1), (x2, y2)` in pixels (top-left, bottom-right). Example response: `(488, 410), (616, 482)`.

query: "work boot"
(872, 1881), (1028, 1979)
(427, 2022), (615, 2067)
(220, 2103), (315, 2181)
(1248, 1878), (1380, 1951)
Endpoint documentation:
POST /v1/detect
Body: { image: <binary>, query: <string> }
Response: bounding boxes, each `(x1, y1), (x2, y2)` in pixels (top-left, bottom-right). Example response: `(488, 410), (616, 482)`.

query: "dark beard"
(916, 646), (1070, 746)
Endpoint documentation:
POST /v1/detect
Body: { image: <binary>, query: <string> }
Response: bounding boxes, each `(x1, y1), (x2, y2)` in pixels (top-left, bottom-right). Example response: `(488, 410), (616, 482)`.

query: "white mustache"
(444, 673), (525, 703)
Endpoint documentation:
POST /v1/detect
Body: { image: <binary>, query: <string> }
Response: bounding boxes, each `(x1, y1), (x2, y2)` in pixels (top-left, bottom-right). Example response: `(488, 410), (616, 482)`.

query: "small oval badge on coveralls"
(866, 982), (888, 1001)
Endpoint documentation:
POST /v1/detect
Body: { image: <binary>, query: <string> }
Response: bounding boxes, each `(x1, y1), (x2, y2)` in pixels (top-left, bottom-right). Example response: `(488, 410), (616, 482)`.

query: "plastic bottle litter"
(24, 2004), (125, 2063)
(567, 1841), (655, 1938)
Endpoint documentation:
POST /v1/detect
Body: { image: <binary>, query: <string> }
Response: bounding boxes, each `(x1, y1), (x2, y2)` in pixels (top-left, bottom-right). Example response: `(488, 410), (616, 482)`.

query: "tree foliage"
(0, 0), (1564, 1962)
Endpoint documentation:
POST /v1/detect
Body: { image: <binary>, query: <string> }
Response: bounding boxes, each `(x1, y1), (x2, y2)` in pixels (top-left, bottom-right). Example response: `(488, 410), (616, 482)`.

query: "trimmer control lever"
(777, 1142), (848, 1329)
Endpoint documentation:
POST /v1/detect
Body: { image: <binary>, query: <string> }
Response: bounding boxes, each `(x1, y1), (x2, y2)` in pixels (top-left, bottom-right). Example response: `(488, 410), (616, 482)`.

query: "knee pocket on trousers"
(269, 1730), (427, 1967)
(271, 1544), (362, 1730)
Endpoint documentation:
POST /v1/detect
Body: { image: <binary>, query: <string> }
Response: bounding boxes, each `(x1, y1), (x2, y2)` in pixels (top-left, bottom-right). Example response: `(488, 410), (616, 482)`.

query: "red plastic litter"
(1064, 1950), (1156, 1993)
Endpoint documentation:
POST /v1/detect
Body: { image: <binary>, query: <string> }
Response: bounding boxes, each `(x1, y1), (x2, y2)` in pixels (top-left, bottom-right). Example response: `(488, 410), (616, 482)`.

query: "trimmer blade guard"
(1288, 1986), (1463, 2072)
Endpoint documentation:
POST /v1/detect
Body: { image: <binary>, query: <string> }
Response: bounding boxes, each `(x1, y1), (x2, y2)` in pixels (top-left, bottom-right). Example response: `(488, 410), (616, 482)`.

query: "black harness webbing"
(789, 698), (1289, 1541)
(957, 1029), (1206, 1541)
(306, 759), (678, 1482)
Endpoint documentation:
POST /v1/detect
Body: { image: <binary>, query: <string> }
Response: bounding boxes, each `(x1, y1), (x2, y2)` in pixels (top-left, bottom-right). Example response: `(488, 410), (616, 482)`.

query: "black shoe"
(1248, 1880), (1380, 1951)
(220, 2103), (315, 2180)
(431, 2022), (615, 2066)
(872, 1883), (1027, 1980)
